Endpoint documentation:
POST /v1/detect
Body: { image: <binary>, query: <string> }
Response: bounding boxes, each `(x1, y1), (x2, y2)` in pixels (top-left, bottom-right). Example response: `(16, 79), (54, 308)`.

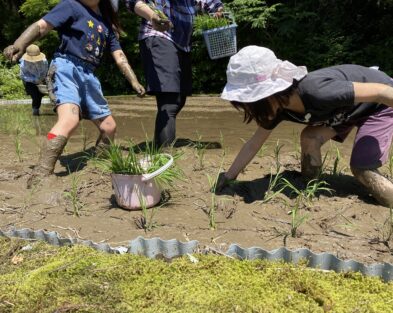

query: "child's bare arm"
(353, 82), (393, 108)
(3, 19), (53, 63)
(112, 49), (145, 97)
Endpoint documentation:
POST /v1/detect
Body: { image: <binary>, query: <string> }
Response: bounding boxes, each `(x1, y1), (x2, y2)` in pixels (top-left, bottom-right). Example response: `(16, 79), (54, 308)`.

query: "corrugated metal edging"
(1, 228), (392, 282)
(0, 228), (198, 258)
(226, 245), (393, 282)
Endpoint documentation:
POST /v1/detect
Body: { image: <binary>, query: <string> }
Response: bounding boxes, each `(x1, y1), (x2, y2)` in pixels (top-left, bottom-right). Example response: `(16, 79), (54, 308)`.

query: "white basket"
(202, 19), (237, 60)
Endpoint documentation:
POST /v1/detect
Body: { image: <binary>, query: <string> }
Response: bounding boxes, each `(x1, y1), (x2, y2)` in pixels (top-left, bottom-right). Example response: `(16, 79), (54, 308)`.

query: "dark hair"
(231, 86), (295, 129)
(99, 0), (122, 33)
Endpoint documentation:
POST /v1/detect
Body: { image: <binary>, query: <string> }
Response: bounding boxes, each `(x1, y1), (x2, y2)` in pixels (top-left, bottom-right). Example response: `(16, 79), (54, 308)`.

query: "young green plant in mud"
(280, 178), (332, 237)
(326, 145), (347, 176)
(63, 171), (84, 217)
(206, 144), (229, 230)
(262, 140), (285, 203)
(193, 131), (207, 170)
(378, 207), (393, 252)
(93, 140), (185, 190)
(134, 193), (158, 232)
(14, 127), (23, 162)
(292, 130), (300, 160)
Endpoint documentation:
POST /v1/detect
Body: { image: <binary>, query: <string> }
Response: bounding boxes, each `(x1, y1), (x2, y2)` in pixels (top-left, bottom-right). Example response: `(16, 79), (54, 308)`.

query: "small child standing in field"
(19, 44), (48, 116)
(3, 0), (145, 187)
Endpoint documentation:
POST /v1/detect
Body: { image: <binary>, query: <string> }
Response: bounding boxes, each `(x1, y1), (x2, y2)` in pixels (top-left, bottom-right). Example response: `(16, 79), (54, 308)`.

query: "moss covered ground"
(0, 237), (392, 312)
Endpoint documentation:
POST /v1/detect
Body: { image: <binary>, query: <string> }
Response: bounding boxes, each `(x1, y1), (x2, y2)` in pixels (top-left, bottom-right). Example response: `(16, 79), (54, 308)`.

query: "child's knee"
(100, 118), (116, 135)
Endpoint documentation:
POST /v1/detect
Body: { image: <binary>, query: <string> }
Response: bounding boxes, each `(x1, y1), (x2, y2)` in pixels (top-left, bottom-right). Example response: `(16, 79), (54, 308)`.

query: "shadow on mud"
(131, 138), (222, 151)
(216, 170), (377, 205)
(58, 147), (96, 175)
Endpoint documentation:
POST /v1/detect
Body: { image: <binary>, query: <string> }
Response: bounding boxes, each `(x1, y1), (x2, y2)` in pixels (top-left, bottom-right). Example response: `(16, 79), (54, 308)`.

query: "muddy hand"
(151, 13), (172, 32)
(131, 81), (146, 97)
(3, 45), (22, 63)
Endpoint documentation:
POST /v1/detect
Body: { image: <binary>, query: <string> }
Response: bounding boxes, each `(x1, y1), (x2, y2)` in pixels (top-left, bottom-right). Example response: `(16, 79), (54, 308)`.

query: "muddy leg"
(27, 103), (80, 188)
(92, 115), (116, 156)
(27, 135), (68, 188)
(300, 126), (337, 179)
(351, 167), (393, 207)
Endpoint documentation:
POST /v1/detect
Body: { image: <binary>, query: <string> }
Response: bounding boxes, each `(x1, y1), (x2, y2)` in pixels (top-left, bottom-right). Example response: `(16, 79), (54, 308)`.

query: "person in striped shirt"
(125, 0), (223, 147)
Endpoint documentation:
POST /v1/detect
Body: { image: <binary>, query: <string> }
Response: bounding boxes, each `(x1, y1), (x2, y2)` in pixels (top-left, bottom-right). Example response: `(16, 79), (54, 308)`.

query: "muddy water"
(32, 95), (356, 157)
(1, 96), (391, 265)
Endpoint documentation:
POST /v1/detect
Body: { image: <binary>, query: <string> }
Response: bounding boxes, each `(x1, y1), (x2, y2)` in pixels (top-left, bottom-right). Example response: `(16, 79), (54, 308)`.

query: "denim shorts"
(49, 54), (111, 120)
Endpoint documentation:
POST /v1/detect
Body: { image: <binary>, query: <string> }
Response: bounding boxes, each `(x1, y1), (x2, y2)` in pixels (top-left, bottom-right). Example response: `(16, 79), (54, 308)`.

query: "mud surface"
(1, 96), (392, 264)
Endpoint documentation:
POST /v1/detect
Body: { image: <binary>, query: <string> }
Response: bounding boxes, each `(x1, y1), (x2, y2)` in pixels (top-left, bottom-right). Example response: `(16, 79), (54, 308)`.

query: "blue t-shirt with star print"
(43, 0), (121, 66)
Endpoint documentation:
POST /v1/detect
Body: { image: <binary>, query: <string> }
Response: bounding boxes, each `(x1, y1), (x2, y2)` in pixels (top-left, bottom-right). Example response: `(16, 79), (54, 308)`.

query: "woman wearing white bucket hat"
(218, 45), (393, 208)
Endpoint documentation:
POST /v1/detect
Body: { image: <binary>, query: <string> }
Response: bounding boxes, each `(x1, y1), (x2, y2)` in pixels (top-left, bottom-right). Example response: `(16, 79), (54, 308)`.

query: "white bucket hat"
(221, 46), (307, 103)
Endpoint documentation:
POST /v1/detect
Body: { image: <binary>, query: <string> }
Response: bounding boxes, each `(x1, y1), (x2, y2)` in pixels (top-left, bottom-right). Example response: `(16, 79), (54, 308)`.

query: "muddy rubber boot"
(351, 167), (393, 207)
(27, 135), (68, 189)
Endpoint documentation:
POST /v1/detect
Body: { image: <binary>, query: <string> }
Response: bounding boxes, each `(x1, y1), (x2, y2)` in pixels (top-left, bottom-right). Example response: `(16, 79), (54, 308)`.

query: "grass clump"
(92, 141), (184, 189)
(1, 237), (393, 313)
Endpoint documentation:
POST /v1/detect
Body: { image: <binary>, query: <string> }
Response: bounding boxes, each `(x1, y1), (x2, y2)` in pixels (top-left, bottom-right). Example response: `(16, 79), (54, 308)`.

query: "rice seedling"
(193, 13), (231, 36)
(382, 207), (393, 245)
(256, 144), (267, 158)
(272, 140), (284, 174)
(288, 197), (309, 238)
(327, 145), (347, 176)
(63, 171), (84, 217)
(14, 128), (23, 162)
(262, 169), (285, 204)
(147, 0), (170, 22)
(206, 148), (228, 230)
(193, 131), (207, 171)
(261, 140), (285, 203)
(292, 130), (300, 160)
(279, 178), (332, 237)
(93, 140), (185, 190)
(280, 178), (332, 206)
(134, 193), (158, 232)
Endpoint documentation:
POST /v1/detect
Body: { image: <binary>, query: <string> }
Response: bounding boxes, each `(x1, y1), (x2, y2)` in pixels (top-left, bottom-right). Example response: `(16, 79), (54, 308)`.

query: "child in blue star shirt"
(3, 0), (145, 187)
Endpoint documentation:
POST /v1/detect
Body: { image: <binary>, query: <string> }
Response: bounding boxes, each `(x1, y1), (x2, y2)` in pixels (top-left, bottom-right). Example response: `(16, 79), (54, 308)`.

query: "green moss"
(0, 237), (392, 313)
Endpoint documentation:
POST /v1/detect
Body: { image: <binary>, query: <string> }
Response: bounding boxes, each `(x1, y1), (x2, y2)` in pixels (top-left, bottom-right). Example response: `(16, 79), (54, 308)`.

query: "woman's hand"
(150, 13), (173, 32)
(131, 80), (146, 97)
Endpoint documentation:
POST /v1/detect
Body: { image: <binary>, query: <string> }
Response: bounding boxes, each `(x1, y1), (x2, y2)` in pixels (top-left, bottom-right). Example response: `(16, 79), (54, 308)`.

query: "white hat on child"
(221, 46), (308, 103)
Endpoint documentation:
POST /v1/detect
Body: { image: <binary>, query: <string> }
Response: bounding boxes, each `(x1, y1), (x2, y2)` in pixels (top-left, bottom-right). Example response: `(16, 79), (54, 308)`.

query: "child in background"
(3, 0), (145, 187)
(19, 44), (48, 116)
(217, 46), (393, 208)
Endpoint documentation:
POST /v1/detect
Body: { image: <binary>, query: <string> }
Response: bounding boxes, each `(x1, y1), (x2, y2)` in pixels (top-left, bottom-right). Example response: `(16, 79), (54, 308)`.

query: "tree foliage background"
(0, 0), (392, 98)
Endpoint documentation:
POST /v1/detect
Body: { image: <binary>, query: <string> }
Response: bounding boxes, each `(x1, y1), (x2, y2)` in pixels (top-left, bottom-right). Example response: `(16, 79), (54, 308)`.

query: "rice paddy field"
(1, 96), (393, 311)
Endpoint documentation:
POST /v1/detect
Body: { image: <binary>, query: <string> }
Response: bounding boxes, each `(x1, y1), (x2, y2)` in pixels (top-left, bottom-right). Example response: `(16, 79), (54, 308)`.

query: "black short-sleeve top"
(263, 64), (393, 130)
